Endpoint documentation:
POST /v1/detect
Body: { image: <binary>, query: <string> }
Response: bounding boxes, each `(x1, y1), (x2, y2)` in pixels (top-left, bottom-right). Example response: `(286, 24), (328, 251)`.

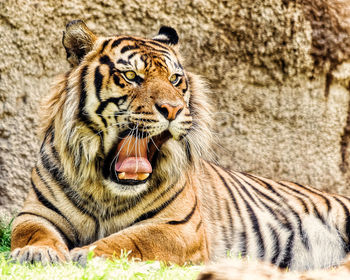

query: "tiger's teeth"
(118, 172), (126, 180)
(138, 173), (150, 180)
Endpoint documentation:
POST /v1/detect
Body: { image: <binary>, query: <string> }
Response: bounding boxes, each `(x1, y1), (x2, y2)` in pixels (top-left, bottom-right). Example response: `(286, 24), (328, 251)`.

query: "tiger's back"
(200, 161), (350, 270)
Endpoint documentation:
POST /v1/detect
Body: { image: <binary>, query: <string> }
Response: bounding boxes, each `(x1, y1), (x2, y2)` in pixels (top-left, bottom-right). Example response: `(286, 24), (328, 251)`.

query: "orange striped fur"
(10, 20), (350, 272)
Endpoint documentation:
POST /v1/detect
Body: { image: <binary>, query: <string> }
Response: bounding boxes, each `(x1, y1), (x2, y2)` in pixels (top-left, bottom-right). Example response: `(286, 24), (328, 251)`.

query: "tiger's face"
(56, 21), (212, 196)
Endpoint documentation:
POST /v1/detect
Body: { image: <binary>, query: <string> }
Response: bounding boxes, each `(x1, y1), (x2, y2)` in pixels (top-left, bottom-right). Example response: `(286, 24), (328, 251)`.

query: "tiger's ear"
(153, 26), (179, 46)
(62, 20), (97, 67)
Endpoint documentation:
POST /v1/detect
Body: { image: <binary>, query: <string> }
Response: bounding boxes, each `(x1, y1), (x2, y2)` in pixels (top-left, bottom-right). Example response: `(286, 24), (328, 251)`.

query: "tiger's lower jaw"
(102, 162), (153, 196)
(109, 168), (152, 186)
(102, 178), (149, 196)
(102, 130), (173, 193)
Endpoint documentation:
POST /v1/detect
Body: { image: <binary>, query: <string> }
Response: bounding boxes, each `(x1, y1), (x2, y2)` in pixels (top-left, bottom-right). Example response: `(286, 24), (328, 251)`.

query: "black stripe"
(246, 174), (307, 251)
(269, 225), (281, 265)
(162, 54), (173, 62)
(128, 52), (137, 60)
(207, 163), (247, 256)
(100, 39), (111, 53)
(94, 66), (103, 101)
(279, 182), (326, 225)
(146, 40), (170, 50)
(35, 166), (56, 200)
(279, 230), (294, 269)
(100, 39), (112, 53)
(30, 180), (78, 247)
(146, 49), (171, 56)
(95, 95), (128, 127)
(131, 74), (144, 86)
(238, 174), (309, 250)
(138, 111), (153, 115)
(281, 187), (309, 214)
(153, 38), (171, 45)
(40, 125), (52, 155)
(184, 139), (192, 163)
(39, 149), (100, 240)
(131, 185), (185, 225)
(142, 183), (177, 210)
(78, 66), (88, 119)
(31, 180), (61, 220)
(221, 205), (232, 252)
(111, 37), (146, 49)
(49, 130), (60, 163)
(238, 174), (283, 207)
(225, 200), (234, 244)
(292, 182), (331, 212)
(121, 45), (139, 53)
(225, 170), (265, 258)
(278, 182), (315, 213)
(111, 38), (124, 49)
(128, 236), (143, 260)
(133, 118), (157, 123)
(245, 177), (295, 268)
(240, 192), (265, 259)
(333, 196), (350, 252)
(154, 60), (167, 70)
(229, 173), (262, 210)
(16, 212), (75, 250)
(40, 152), (70, 198)
(100, 183), (178, 222)
(196, 220), (203, 232)
(182, 77), (189, 94)
(77, 66), (100, 135)
(77, 141), (84, 166)
(140, 54), (149, 69)
(99, 55), (111, 65)
(113, 75), (125, 88)
(99, 55), (117, 78)
(117, 59), (129, 65)
(210, 174), (231, 252)
(167, 198), (197, 225)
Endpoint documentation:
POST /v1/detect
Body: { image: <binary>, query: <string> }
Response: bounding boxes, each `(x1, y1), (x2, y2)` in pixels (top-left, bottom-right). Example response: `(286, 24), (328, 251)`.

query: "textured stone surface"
(1, 0), (350, 216)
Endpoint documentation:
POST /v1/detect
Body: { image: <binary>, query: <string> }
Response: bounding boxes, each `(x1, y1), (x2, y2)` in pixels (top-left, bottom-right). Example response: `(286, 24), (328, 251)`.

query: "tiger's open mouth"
(103, 130), (171, 185)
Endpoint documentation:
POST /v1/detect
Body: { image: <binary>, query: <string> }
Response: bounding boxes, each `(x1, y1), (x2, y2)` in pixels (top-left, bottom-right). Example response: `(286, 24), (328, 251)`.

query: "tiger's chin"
(101, 129), (187, 196)
(102, 179), (150, 197)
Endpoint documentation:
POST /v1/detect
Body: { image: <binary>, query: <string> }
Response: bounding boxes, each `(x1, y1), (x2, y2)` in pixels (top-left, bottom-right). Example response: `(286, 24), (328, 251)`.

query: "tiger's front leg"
(10, 214), (71, 264)
(70, 222), (208, 266)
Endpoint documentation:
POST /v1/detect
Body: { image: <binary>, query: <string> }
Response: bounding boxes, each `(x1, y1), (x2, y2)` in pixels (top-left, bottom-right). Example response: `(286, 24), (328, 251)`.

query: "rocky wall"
(1, 0), (350, 216)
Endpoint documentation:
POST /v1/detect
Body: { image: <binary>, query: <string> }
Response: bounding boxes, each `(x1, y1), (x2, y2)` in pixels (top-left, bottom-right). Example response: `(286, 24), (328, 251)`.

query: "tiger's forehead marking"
(98, 36), (181, 74)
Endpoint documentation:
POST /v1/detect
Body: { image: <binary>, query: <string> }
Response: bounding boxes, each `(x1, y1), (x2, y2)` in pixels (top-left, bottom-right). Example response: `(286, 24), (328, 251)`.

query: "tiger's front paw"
(70, 247), (90, 267)
(10, 245), (70, 265)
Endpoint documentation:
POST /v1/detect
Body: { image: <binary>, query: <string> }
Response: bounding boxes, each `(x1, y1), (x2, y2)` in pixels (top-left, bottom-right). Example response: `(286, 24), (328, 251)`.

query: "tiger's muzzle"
(103, 129), (172, 185)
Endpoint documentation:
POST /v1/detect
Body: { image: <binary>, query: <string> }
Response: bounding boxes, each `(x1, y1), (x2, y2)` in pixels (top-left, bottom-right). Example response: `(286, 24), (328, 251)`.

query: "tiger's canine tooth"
(118, 172), (126, 180)
(138, 173), (150, 180)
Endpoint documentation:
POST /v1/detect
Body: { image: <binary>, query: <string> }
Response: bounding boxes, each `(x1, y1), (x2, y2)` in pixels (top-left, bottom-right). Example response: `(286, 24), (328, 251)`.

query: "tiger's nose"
(155, 103), (184, 120)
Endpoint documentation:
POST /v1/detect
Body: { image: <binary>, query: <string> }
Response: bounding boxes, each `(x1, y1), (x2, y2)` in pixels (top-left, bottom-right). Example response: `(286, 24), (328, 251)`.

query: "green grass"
(0, 255), (202, 280)
(0, 220), (201, 279)
(0, 219), (12, 253)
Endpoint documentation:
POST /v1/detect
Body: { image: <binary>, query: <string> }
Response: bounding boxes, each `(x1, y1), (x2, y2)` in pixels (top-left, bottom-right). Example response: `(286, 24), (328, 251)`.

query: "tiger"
(9, 19), (350, 272)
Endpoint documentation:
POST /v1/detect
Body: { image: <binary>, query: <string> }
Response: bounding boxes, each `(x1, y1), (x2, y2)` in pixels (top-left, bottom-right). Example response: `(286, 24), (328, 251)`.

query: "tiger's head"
(41, 20), (213, 197)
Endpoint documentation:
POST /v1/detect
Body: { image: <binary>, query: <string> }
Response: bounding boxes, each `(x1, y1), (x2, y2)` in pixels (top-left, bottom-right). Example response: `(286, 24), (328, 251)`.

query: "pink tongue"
(115, 157), (152, 173)
(114, 136), (152, 179)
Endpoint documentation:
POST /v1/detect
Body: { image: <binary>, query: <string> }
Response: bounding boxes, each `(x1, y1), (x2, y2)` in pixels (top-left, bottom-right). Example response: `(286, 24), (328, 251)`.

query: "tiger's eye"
(170, 74), (178, 83)
(125, 71), (136, 80)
